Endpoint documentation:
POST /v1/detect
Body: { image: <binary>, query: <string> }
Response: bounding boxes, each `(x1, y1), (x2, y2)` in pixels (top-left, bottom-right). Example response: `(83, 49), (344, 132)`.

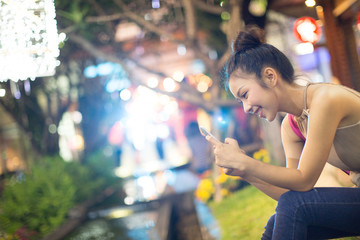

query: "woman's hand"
(206, 136), (248, 177)
(350, 171), (360, 187)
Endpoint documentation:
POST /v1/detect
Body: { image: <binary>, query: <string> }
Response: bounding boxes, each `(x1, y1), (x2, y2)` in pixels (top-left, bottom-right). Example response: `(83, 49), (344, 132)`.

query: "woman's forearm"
(232, 169), (288, 201)
(245, 158), (317, 192)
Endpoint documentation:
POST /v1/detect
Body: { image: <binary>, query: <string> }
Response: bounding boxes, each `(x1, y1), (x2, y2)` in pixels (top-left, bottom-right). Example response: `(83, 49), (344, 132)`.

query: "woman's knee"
(276, 190), (305, 213)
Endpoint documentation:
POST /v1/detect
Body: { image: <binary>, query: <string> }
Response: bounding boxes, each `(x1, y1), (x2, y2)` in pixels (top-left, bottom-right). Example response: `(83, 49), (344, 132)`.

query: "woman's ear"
(263, 67), (278, 87)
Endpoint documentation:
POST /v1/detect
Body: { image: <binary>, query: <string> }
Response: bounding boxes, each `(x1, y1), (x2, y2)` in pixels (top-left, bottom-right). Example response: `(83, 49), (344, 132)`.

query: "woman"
(206, 25), (360, 239)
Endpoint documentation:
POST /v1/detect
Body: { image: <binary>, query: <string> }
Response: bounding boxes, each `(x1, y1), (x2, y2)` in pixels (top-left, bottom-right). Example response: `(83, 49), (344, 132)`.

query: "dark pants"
(262, 187), (360, 240)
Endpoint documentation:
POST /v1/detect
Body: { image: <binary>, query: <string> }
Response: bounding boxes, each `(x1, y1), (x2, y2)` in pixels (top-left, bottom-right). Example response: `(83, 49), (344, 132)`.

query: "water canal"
(64, 166), (221, 240)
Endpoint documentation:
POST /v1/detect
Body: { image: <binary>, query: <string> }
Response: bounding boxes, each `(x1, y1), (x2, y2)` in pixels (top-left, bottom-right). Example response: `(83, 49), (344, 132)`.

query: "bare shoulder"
(309, 84), (360, 125)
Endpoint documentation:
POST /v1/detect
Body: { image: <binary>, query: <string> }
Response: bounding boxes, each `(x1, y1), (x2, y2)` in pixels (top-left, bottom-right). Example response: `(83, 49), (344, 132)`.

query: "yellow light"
(197, 81), (209, 93)
(107, 209), (133, 219)
(305, 0), (316, 7)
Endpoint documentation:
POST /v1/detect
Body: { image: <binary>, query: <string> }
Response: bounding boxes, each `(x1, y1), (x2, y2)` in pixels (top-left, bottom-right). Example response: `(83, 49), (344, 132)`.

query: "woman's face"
(228, 70), (278, 122)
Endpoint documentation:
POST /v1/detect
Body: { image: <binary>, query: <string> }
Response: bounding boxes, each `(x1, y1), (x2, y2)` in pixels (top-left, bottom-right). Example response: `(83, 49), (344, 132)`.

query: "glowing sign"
(293, 17), (321, 44)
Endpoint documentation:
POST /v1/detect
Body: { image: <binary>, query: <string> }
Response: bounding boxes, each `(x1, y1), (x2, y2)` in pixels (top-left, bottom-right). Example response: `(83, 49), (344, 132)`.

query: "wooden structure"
(271, 0), (360, 90)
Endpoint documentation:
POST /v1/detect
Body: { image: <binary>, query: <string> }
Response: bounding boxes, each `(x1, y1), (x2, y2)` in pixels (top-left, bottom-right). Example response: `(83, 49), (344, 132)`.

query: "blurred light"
(293, 17), (321, 44)
(106, 78), (130, 93)
(197, 81), (209, 93)
(172, 71), (184, 82)
(159, 112), (170, 122)
(152, 0), (160, 8)
(294, 42), (314, 55)
(144, 13), (152, 21)
(73, 134), (84, 150)
(177, 44), (186, 55)
(164, 100), (178, 114)
(192, 59), (205, 73)
(10, 81), (21, 99)
(220, 1), (224, 7)
(147, 77), (159, 88)
(120, 89), (132, 101)
(164, 170), (176, 186)
(72, 111), (82, 124)
(84, 65), (97, 78)
(0, 0), (59, 82)
(163, 77), (177, 92)
(305, 0), (316, 7)
(156, 124), (170, 139)
(159, 94), (170, 103)
(249, 0), (268, 16)
(209, 50), (218, 60)
(217, 116), (227, 125)
(124, 196), (135, 205)
(48, 124), (57, 134)
(137, 175), (157, 199)
(221, 11), (231, 21)
(108, 209), (133, 219)
(115, 22), (142, 42)
(24, 79), (31, 95)
(0, 89), (5, 97)
(97, 62), (114, 76)
(115, 166), (133, 178)
(59, 32), (67, 42)
(108, 121), (124, 145)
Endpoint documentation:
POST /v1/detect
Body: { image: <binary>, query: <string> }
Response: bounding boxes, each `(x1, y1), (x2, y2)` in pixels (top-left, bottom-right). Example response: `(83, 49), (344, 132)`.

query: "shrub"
(0, 151), (118, 238)
(0, 156), (76, 237)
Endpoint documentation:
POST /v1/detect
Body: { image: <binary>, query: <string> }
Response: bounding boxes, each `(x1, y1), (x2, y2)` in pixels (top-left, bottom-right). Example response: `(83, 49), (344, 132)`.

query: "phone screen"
(199, 126), (220, 142)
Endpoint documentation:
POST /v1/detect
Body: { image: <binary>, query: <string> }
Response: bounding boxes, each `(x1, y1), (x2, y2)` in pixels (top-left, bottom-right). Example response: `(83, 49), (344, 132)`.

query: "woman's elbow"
(291, 178), (316, 192)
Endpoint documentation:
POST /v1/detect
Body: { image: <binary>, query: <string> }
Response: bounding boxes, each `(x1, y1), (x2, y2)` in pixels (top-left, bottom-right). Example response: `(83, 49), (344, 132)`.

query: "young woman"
(206, 25), (360, 239)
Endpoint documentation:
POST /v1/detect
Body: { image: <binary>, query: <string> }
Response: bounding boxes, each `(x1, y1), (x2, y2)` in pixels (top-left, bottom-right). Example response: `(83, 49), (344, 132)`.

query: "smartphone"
(199, 126), (220, 142)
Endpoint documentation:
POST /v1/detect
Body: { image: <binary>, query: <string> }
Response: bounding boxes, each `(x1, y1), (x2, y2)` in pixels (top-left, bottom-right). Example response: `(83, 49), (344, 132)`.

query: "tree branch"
(193, 0), (227, 15)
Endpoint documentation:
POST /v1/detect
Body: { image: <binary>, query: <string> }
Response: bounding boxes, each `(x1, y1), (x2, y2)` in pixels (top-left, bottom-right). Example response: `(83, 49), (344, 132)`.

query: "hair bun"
(232, 25), (266, 53)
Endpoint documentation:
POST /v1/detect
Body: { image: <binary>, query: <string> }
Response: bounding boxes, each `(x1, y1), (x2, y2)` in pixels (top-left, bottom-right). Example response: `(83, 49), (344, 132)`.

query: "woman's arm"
(209, 89), (346, 191)
(228, 168), (288, 200)
(221, 115), (304, 200)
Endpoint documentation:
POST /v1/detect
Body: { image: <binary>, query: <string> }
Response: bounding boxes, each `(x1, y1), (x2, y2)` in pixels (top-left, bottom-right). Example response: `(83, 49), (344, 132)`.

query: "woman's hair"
(224, 25), (295, 89)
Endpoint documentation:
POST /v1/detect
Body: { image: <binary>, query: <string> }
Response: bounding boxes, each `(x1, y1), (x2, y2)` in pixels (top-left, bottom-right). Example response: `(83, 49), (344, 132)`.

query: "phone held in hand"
(199, 126), (220, 142)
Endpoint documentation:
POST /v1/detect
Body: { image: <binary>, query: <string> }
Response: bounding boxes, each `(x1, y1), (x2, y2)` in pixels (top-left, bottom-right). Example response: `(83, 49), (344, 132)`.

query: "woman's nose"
(242, 101), (252, 113)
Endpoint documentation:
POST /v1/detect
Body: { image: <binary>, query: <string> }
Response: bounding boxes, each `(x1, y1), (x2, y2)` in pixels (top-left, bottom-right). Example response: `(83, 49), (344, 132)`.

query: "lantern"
(293, 17), (322, 44)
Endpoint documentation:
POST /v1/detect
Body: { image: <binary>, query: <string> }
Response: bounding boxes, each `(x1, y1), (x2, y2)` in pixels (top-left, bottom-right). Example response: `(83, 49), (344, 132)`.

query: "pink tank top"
(288, 114), (351, 175)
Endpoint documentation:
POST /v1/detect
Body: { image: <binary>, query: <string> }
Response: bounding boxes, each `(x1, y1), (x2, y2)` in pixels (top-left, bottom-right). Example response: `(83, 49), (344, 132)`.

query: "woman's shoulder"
(310, 83), (359, 106)
(309, 83), (360, 125)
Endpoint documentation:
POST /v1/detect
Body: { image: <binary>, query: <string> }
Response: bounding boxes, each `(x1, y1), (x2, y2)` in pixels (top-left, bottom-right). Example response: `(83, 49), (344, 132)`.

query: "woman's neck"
(277, 82), (308, 116)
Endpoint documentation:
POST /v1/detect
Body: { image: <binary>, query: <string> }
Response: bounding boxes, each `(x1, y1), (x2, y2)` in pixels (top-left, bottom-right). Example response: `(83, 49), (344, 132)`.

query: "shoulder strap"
(288, 114), (306, 141)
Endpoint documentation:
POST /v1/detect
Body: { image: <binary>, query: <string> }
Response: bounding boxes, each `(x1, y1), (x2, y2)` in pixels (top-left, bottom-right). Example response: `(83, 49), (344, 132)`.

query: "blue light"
(97, 62), (114, 76)
(84, 65), (97, 78)
(217, 116), (227, 125)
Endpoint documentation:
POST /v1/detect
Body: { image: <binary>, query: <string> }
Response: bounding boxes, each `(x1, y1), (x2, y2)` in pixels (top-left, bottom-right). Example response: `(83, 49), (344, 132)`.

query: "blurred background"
(0, 0), (360, 239)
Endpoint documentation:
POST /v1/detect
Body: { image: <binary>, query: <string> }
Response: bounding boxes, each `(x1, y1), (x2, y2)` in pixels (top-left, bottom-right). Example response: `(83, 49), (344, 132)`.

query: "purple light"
(152, 0), (160, 8)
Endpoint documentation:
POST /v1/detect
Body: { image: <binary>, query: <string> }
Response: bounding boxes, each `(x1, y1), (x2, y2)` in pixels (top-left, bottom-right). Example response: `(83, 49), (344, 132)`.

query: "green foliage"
(0, 154), (118, 238)
(0, 156), (75, 237)
(84, 148), (118, 187)
(64, 160), (104, 203)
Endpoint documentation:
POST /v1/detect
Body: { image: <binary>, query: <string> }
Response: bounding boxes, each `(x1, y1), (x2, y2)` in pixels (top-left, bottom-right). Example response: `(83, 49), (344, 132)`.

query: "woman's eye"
(241, 92), (247, 99)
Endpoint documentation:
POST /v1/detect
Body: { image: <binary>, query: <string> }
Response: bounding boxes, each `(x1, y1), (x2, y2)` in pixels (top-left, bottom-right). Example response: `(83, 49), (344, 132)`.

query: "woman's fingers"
(206, 135), (221, 145)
